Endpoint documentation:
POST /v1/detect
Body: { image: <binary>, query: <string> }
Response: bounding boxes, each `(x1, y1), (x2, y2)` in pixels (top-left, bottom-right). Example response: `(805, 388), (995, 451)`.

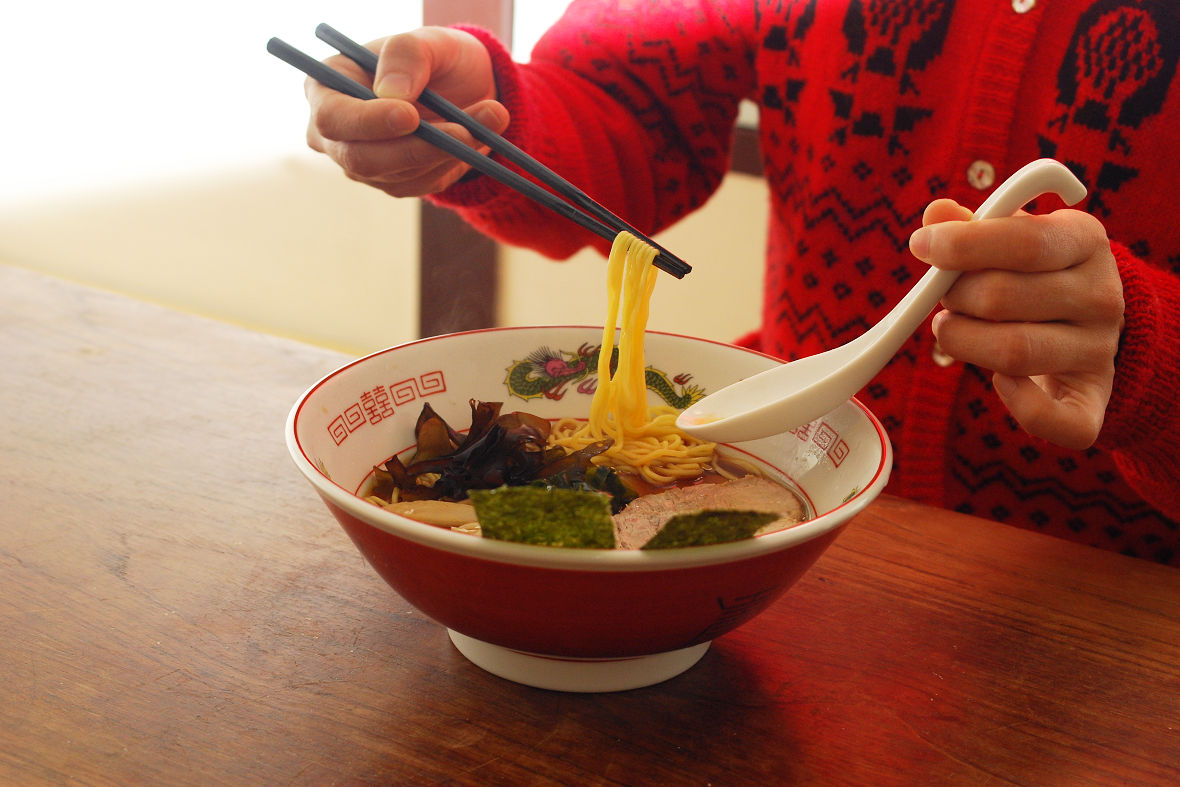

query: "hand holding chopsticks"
(268, 26), (690, 278)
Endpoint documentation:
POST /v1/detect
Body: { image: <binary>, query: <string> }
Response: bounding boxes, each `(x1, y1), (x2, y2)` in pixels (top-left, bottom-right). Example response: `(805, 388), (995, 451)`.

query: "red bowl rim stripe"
(286, 326), (893, 572)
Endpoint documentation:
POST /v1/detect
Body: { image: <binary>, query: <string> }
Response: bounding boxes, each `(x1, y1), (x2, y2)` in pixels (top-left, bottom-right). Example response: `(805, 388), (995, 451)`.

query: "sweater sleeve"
(428, 0), (758, 260)
(1094, 241), (1180, 517)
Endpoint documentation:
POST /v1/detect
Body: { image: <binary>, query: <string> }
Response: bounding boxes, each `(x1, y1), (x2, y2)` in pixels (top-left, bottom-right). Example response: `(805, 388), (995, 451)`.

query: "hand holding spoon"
(676, 159), (1088, 443)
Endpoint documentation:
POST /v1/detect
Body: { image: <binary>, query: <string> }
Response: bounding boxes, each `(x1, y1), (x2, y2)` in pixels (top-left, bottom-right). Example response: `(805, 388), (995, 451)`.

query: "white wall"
(0, 158), (766, 356)
(0, 1), (425, 355)
(0, 154), (419, 355)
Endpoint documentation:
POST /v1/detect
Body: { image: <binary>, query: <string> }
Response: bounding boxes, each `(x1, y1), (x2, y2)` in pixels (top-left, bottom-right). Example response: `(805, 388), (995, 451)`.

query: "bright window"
(512, 1), (572, 58)
(2, 2), (421, 203)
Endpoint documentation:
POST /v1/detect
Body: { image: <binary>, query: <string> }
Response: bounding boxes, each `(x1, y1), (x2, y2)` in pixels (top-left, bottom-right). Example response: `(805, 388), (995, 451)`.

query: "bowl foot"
(447, 630), (710, 692)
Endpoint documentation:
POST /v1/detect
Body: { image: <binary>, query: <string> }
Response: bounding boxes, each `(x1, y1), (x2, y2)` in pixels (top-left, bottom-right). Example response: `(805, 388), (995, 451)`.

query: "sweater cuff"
(428, 24), (529, 210)
(1097, 241), (1180, 453)
(734, 329), (763, 353)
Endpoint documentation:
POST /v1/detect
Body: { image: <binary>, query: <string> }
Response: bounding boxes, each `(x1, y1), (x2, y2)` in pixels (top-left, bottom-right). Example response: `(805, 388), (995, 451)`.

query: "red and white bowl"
(286, 326), (891, 691)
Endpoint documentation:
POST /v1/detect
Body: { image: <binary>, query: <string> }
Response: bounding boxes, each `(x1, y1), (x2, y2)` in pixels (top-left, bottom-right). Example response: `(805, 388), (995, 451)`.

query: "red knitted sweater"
(432, 0), (1180, 564)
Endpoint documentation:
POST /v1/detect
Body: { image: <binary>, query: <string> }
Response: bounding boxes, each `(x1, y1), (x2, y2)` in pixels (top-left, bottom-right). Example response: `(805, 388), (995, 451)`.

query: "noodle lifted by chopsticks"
(550, 232), (715, 485)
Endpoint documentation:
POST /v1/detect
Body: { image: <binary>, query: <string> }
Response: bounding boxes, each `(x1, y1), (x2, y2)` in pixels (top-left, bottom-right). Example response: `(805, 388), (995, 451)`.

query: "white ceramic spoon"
(676, 158), (1088, 443)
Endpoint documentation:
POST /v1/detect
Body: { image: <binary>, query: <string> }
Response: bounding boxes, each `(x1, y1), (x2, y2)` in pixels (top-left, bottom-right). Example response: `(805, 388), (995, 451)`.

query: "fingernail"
(375, 72), (413, 99)
(993, 374), (1018, 398)
(909, 226), (932, 261)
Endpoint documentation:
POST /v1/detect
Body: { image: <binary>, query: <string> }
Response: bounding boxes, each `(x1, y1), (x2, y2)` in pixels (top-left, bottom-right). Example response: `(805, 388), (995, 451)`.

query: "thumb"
(375, 28), (494, 105)
(922, 198), (973, 226)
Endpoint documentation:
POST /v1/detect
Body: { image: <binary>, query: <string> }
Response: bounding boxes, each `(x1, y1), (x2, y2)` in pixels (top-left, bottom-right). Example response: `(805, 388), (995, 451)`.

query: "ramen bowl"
(286, 326), (891, 692)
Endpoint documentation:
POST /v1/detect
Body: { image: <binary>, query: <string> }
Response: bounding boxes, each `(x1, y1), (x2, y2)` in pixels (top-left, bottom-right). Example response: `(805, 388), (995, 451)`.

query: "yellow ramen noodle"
(550, 232), (716, 485)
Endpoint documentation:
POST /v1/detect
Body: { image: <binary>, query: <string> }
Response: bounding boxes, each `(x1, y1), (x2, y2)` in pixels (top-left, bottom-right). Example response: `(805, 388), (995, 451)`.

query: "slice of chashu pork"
(613, 475), (807, 549)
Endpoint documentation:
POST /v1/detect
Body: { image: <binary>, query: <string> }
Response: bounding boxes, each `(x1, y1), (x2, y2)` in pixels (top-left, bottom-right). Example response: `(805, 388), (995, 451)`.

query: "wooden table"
(2, 263), (1178, 785)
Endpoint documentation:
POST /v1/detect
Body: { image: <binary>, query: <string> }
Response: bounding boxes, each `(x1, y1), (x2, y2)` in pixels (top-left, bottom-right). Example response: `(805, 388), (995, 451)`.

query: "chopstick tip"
(656, 254), (691, 278)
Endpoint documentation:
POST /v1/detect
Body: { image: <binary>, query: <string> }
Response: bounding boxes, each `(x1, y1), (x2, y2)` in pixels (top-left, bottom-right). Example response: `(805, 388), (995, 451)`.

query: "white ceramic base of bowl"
(447, 630), (711, 692)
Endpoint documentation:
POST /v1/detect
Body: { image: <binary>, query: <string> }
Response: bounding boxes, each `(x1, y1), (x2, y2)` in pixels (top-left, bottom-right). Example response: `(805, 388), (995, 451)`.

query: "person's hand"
(305, 27), (509, 197)
(909, 199), (1125, 451)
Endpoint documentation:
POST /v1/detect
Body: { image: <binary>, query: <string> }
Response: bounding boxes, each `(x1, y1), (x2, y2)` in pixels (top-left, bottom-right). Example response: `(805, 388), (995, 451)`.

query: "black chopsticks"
(267, 27), (691, 278)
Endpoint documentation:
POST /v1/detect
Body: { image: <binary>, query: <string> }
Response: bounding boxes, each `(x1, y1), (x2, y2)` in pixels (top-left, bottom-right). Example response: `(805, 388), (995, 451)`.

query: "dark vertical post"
(418, 0), (514, 336)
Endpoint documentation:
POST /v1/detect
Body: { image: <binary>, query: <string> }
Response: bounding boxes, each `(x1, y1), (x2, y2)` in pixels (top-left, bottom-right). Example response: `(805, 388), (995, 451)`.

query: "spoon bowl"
(676, 159), (1087, 443)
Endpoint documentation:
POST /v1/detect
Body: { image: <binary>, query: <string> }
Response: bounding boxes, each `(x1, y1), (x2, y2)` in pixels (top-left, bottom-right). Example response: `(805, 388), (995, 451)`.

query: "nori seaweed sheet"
(642, 510), (779, 549)
(469, 486), (616, 548)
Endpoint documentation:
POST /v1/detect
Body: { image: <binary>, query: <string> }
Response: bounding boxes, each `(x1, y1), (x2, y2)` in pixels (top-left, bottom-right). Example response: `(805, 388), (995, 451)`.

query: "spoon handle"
(855, 159), (1087, 355)
(970, 158), (1087, 222)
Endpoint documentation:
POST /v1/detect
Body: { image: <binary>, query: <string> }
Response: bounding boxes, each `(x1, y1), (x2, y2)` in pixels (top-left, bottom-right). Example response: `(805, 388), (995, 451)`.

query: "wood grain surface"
(2, 264), (1177, 785)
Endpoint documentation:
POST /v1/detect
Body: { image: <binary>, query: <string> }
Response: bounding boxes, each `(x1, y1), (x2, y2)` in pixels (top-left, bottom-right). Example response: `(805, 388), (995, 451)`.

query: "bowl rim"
(286, 325), (893, 572)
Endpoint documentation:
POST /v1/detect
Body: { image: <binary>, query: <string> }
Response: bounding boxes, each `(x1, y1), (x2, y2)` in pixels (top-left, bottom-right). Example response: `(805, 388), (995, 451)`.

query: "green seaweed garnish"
(641, 510), (780, 550)
(469, 486), (615, 548)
